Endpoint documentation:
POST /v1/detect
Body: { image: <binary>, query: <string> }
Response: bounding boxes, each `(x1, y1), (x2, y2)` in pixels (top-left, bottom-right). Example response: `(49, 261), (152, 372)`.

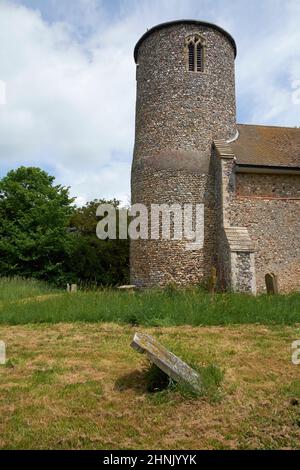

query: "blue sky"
(0, 0), (299, 204)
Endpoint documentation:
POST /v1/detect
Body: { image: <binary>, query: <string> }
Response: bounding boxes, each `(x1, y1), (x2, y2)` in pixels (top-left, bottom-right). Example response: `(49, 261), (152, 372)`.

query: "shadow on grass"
(114, 369), (150, 394)
(114, 365), (170, 394)
(115, 362), (224, 403)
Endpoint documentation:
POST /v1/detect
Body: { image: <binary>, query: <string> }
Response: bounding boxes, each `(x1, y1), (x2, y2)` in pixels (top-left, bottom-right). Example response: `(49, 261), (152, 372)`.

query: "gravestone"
(209, 267), (217, 294)
(265, 273), (278, 295)
(271, 273), (279, 294)
(117, 285), (137, 292)
(131, 333), (202, 393)
(67, 284), (77, 293)
(0, 341), (6, 365)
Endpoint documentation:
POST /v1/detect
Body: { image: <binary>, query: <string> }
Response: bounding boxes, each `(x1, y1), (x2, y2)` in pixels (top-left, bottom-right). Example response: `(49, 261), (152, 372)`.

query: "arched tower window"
(185, 34), (206, 72)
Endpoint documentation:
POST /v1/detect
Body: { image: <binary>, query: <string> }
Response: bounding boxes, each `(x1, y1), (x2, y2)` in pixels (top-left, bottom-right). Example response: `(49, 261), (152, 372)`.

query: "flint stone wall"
(213, 143), (256, 294)
(230, 173), (300, 293)
(131, 22), (236, 287)
(130, 162), (216, 287)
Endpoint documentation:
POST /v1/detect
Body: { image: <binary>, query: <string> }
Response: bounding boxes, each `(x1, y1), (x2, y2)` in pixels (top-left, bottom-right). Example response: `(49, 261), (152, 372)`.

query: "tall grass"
(0, 277), (58, 303)
(0, 277), (300, 326)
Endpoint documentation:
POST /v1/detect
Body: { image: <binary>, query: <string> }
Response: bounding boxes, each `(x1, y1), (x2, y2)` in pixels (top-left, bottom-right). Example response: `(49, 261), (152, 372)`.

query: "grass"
(0, 322), (299, 449)
(0, 277), (300, 326)
(0, 277), (58, 303)
(0, 277), (299, 449)
(142, 362), (223, 401)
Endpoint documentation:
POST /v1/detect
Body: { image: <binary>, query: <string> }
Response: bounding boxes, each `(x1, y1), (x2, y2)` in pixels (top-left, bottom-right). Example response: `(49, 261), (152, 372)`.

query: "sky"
(0, 0), (299, 205)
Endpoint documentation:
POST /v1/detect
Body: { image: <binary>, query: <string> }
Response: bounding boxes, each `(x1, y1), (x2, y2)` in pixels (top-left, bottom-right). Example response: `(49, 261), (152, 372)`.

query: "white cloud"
(0, 0), (135, 204)
(0, 0), (299, 206)
(235, 0), (300, 125)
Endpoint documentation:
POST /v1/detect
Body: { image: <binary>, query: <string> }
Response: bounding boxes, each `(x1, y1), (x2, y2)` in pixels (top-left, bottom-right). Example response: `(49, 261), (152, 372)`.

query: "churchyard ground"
(0, 278), (299, 449)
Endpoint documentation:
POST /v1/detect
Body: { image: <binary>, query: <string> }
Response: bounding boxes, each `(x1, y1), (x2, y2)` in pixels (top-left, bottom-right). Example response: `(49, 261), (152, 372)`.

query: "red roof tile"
(231, 124), (300, 167)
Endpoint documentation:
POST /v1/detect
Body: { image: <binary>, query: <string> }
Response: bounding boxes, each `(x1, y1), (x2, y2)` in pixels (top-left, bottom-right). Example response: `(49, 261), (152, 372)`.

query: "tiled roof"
(231, 124), (300, 168)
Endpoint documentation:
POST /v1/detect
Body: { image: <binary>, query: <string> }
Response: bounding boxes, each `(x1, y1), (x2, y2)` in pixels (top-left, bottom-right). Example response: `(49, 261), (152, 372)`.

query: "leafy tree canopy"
(0, 167), (129, 287)
(69, 198), (120, 236)
(0, 167), (75, 282)
(68, 199), (129, 286)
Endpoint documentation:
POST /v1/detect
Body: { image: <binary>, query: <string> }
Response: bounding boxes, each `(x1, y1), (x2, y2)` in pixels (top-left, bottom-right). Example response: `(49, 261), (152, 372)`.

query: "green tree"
(67, 199), (129, 286)
(0, 167), (75, 283)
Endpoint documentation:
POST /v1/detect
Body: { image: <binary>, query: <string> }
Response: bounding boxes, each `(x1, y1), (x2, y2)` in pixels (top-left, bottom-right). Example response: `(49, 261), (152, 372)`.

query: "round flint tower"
(131, 20), (237, 287)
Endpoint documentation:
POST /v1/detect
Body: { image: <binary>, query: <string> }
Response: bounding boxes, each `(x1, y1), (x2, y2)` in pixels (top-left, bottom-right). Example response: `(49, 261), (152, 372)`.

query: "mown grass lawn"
(0, 277), (300, 449)
(0, 322), (300, 449)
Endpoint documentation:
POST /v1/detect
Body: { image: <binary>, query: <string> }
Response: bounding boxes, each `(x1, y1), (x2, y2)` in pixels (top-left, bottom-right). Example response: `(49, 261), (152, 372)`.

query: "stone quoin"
(130, 20), (300, 294)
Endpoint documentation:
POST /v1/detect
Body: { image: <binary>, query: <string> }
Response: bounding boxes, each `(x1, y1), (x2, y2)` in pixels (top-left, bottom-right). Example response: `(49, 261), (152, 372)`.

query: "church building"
(130, 20), (300, 294)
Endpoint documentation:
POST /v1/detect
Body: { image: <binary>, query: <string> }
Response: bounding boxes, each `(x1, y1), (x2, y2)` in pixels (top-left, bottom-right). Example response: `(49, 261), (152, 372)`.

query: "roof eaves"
(236, 163), (300, 175)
